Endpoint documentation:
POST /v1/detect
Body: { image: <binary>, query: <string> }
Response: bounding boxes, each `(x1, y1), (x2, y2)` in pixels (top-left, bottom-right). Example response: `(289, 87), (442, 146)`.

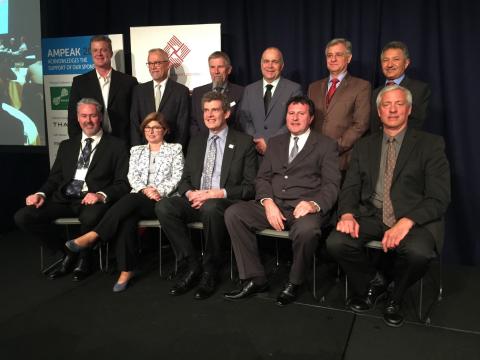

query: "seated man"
(224, 95), (341, 306)
(155, 91), (257, 300)
(15, 98), (130, 281)
(326, 85), (450, 327)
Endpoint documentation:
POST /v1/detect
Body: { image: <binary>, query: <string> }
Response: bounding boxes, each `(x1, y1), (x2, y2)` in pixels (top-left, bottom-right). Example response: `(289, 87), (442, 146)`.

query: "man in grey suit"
(238, 47), (302, 156)
(370, 41), (431, 132)
(155, 91), (257, 300)
(308, 38), (371, 172)
(190, 51), (244, 136)
(130, 48), (190, 148)
(327, 85), (450, 327)
(224, 95), (341, 306)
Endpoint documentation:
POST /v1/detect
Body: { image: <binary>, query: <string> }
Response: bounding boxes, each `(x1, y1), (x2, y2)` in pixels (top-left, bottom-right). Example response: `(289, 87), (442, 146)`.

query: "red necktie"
(386, 80), (395, 86)
(326, 78), (339, 107)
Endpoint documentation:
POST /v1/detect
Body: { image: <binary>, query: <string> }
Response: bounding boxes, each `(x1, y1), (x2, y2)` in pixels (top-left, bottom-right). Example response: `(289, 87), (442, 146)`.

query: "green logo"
(50, 87), (71, 110)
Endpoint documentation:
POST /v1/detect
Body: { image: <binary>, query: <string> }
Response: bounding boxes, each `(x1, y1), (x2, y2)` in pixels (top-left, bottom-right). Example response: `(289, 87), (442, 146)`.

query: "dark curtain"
(19, 0), (477, 264)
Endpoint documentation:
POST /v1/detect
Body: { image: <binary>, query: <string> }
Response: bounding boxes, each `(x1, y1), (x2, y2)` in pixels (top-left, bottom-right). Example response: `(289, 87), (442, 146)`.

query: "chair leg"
(40, 246), (44, 271)
(344, 275), (349, 305)
(312, 253), (317, 300)
(159, 229), (162, 277)
(418, 277), (424, 321)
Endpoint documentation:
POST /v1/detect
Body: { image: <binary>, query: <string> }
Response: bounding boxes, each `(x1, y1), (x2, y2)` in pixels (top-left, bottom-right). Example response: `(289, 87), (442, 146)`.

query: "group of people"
(14, 35), (450, 328)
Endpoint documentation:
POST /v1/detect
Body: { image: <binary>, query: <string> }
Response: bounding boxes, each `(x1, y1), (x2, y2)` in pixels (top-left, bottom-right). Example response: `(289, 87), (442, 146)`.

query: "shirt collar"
(153, 77), (168, 88)
(96, 69), (112, 81)
(290, 128), (311, 141)
(263, 77), (281, 89)
(82, 129), (103, 144)
(209, 125), (228, 141)
(386, 74), (405, 85)
(329, 71), (347, 84)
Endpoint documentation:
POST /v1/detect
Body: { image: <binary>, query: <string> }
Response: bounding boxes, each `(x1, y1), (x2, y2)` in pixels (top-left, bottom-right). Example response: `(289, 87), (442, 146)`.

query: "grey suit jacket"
(255, 131), (341, 214)
(130, 79), (190, 148)
(370, 76), (431, 132)
(238, 77), (302, 140)
(308, 73), (371, 170)
(339, 128), (450, 249)
(178, 127), (257, 201)
(190, 82), (244, 136)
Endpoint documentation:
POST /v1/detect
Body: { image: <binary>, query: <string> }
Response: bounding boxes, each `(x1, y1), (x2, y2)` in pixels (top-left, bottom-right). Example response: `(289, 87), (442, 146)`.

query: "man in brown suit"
(308, 38), (371, 171)
(224, 95), (340, 306)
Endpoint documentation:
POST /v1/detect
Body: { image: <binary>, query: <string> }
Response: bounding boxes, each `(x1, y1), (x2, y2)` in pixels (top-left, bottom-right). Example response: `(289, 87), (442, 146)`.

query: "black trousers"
(14, 198), (110, 253)
(94, 193), (156, 271)
(155, 196), (234, 272)
(224, 200), (326, 285)
(326, 213), (436, 302)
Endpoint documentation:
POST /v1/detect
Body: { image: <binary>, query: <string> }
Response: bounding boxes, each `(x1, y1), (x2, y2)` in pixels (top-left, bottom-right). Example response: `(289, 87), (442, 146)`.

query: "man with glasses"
(308, 38), (371, 172)
(68, 35), (138, 146)
(130, 48), (190, 149)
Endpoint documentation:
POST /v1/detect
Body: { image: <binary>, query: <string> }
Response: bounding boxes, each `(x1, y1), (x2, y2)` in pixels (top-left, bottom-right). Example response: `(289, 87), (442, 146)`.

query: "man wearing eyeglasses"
(130, 48), (190, 149)
(308, 38), (371, 173)
(68, 35), (138, 146)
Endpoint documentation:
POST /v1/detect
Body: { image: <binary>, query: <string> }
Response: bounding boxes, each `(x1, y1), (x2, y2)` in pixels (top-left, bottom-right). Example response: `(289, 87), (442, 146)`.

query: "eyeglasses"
(146, 61), (169, 67)
(326, 52), (347, 59)
(144, 126), (165, 132)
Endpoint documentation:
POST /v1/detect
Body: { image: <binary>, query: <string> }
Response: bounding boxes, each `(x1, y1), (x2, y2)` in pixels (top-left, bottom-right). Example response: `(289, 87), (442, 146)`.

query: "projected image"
(0, 0), (45, 146)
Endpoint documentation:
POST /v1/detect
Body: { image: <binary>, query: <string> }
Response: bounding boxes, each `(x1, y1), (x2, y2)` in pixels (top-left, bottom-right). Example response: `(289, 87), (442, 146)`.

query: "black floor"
(1, 230), (479, 360)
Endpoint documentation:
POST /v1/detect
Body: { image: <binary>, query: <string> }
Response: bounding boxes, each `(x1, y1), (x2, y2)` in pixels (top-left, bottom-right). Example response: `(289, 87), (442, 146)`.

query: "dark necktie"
(326, 78), (339, 108)
(64, 138), (94, 198)
(288, 136), (299, 163)
(383, 137), (396, 227)
(201, 135), (219, 190)
(264, 84), (273, 114)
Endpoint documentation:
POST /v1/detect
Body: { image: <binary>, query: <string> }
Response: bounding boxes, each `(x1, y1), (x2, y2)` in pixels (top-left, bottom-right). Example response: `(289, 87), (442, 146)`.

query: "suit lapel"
(369, 132), (383, 187)
(159, 79), (172, 111)
(220, 129), (235, 186)
(266, 78), (283, 117)
(87, 135), (105, 173)
(392, 128), (418, 182)
(327, 74), (349, 113)
(66, 137), (82, 178)
(287, 131), (315, 168)
(88, 71), (105, 109)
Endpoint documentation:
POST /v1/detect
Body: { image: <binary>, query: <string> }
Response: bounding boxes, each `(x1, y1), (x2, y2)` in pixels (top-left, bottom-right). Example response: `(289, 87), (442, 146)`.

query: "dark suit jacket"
(130, 79), (190, 148)
(190, 82), (244, 136)
(255, 131), (341, 214)
(339, 128), (450, 249)
(0, 107), (24, 145)
(68, 69), (138, 145)
(178, 127), (257, 200)
(308, 74), (371, 170)
(370, 76), (431, 132)
(40, 133), (130, 204)
(239, 77), (302, 140)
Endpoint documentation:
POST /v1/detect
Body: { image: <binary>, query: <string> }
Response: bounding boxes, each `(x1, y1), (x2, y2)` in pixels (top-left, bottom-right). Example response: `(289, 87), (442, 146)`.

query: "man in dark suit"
(327, 85), (450, 327)
(224, 95), (341, 306)
(68, 35), (138, 145)
(15, 98), (130, 281)
(190, 51), (244, 136)
(155, 91), (257, 300)
(130, 48), (190, 148)
(370, 41), (431, 132)
(238, 47), (302, 156)
(308, 38), (371, 171)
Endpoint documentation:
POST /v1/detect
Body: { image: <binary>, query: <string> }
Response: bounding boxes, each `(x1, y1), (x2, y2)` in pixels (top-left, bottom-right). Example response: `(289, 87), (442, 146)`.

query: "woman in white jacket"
(66, 112), (184, 291)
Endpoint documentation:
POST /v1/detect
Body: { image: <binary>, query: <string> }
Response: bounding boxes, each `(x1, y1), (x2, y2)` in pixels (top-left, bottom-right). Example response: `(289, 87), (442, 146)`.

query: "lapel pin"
(228, 144), (234, 149)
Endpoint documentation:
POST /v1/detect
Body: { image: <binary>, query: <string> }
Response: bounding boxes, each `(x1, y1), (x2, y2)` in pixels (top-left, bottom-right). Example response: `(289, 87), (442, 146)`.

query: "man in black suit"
(15, 98), (130, 281)
(370, 41), (431, 132)
(224, 95), (341, 306)
(327, 85), (450, 327)
(155, 91), (257, 300)
(130, 48), (190, 148)
(67, 35), (138, 145)
(190, 51), (244, 136)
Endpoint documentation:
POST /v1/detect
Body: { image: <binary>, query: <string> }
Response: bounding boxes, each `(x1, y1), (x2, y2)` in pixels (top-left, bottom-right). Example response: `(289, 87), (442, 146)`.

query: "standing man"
(224, 95), (340, 306)
(15, 98), (130, 281)
(130, 48), (190, 148)
(308, 38), (371, 172)
(370, 41), (431, 132)
(155, 91), (257, 300)
(68, 35), (138, 145)
(190, 51), (244, 136)
(239, 47), (302, 156)
(327, 85), (450, 327)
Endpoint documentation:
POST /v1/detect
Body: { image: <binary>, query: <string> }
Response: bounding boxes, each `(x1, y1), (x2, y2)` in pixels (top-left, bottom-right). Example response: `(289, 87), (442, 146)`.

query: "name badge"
(74, 168), (88, 181)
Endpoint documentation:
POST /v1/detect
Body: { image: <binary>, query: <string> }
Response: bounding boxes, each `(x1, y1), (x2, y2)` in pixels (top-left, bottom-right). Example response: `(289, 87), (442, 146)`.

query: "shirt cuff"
(96, 192), (107, 203)
(260, 197), (273, 206)
(310, 201), (321, 213)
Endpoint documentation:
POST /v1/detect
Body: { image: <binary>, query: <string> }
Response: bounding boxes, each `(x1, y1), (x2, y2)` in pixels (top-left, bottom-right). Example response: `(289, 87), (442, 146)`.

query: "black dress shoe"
(72, 257), (90, 282)
(48, 253), (77, 280)
(194, 272), (217, 300)
(169, 267), (202, 296)
(383, 299), (404, 327)
(276, 282), (300, 306)
(224, 280), (269, 301)
(349, 273), (387, 313)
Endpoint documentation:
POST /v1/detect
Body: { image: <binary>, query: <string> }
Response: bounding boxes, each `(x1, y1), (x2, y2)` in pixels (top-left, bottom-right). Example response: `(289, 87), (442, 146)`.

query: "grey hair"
(376, 85), (413, 108)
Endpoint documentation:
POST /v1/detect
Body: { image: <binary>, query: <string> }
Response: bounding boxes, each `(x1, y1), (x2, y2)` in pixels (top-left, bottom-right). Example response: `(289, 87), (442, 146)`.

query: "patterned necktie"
(326, 78), (339, 108)
(289, 136), (299, 163)
(201, 135), (219, 190)
(154, 83), (162, 110)
(64, 138), (94, 198)
(383, 137), (396, 227)
(386, 80), (395, 86)
(264, 84), (273, 114)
